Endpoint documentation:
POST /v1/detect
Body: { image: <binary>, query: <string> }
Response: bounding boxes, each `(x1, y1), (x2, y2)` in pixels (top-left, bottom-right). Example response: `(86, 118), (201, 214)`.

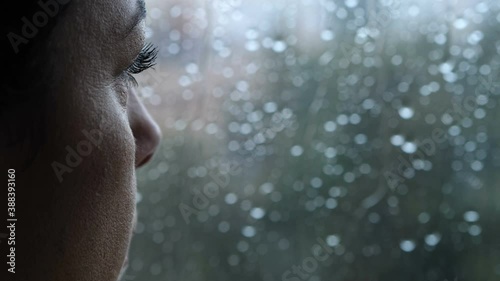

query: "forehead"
(65, 0), (144, 41)
(48, 0), (147, 84)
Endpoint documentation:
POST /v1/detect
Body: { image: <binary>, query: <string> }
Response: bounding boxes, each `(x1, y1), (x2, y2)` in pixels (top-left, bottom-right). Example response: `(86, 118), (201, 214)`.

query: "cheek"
(113, 77), (132, 109)
(33, 84), (139, 278)
(66, 86), (137, 220)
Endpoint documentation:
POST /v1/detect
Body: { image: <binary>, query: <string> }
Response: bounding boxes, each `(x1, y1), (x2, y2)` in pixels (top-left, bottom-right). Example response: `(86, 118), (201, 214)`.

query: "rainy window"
(125, 0), (500, 280)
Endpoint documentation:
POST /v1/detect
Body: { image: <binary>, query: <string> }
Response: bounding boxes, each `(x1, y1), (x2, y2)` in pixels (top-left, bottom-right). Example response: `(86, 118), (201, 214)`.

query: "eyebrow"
(123, 0), (147, 38)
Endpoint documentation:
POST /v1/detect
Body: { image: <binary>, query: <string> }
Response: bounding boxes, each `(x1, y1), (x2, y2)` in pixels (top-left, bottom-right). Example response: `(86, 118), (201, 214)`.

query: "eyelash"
(125, 42), (158, 85)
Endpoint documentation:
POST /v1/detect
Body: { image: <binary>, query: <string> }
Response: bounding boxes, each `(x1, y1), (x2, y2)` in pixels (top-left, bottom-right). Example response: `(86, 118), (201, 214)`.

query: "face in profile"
(1, 0), (161, 280)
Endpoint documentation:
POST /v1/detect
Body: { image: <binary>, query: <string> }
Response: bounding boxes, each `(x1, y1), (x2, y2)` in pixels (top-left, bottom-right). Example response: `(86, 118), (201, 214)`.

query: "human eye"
(123, 42), (158, 86)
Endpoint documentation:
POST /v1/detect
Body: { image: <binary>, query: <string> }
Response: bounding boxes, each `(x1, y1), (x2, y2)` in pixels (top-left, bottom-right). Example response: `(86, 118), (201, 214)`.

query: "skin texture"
(1, 0), (161, 280)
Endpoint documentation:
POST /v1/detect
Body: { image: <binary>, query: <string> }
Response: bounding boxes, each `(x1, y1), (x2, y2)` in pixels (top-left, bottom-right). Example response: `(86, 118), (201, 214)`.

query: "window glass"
(126, 1), (500, 280)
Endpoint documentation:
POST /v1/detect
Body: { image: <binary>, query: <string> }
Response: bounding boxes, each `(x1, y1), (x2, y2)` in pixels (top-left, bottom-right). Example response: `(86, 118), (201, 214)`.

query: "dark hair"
(1, 1), (70, 161)
(2, 1), (71, 108)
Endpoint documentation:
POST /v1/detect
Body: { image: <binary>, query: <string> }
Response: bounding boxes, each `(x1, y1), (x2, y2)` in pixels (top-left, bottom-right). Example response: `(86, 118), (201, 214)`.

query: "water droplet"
(400, 240), (417, 252)
(272, 40), (287, 53)
(324, 121), (337, 132)
(453, 18), (468, 29)
(402, 142), (417, 154)
(344, 0), (358, 8)
(242, 226), (257, 237)
(264, 102), (278, 113)
(320, 30), (335, 41)
(390, 134), (405, 146)
(218, 221), (231, 233)
(326, 235), (340, 246)
(325, 198), (338, 209)
(259, 182), (274, 194)
(225, 193), (238, 205)
(291, 145), (304, 156)
(463, 211), (480, 222)
(250, 207), (266, 219)
(424, 233), (441, 246)
(469, 225), (482, 236)
(398, 107), (414, 119)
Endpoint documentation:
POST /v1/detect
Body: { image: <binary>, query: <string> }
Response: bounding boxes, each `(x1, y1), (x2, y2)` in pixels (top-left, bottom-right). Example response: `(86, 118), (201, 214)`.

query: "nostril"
(135, 122), (162, 168)
(135, 141), (157, 168)
(137, 153), (153, 168)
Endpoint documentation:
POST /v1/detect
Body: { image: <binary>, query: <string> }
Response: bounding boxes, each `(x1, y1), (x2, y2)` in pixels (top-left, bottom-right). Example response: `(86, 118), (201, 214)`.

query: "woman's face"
(12, 0), (161, 280)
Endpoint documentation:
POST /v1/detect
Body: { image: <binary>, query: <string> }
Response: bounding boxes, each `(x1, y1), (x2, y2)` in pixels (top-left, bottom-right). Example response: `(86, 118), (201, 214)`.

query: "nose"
(127, 88), (162, 168)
